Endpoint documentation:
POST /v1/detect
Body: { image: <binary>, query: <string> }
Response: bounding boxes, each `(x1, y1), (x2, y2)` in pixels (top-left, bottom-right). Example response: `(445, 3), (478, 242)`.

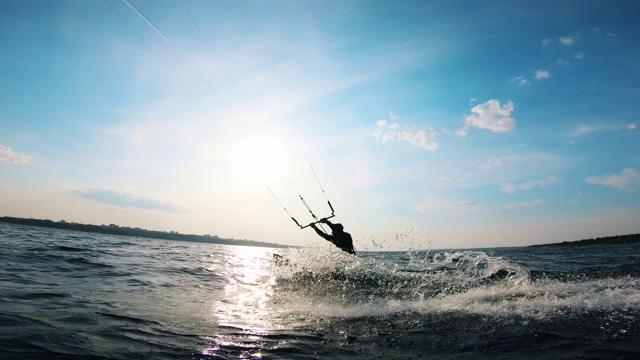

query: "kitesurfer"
(310, 218), (356, 255)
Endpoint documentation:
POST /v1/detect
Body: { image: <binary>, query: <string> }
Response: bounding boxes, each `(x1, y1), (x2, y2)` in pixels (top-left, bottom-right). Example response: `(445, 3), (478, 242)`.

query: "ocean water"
(1, 222), (639, 359)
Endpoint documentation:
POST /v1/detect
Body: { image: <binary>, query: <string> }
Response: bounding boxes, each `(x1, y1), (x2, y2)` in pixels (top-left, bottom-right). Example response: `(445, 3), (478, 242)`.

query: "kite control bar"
(298, 215), (335, 229)
(267, 165), (336, 230)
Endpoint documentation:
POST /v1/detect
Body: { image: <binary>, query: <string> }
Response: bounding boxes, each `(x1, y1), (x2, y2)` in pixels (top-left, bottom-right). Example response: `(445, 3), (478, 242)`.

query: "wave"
(531, 262), (640, 282)
(270, 246), (640, 321)
(55, 245), (87, 252)
(274, 247), (528, 296)
(65, 256), (115, 269)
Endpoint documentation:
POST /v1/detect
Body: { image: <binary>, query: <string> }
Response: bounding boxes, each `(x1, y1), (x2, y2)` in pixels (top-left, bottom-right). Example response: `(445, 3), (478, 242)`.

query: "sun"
(232, 134), (288, 184)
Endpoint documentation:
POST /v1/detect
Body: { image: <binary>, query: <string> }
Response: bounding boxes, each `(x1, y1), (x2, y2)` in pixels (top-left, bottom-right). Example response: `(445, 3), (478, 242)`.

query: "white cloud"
(574, 52), (584, 60)
(374, 118), (439, 151)
(586, 168), (640, 190)
(500, 176), (559, 194)
(512, 75), (529, 87)
(559, 35), (575, 46)
(628, 124), (636, 130)
(0, 144), (31, 164)
(400, 128), (439, 150)
(556, 58), (571, 67)
(455, 127), (469, 137)
(458, 99), (516, 135)
(534, 69), (550, 80)
(542, 38), (551, 46)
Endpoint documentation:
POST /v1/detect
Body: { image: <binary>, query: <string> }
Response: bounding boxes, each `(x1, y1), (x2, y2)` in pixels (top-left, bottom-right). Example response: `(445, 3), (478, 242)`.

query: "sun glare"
(232, 134), (288, 184)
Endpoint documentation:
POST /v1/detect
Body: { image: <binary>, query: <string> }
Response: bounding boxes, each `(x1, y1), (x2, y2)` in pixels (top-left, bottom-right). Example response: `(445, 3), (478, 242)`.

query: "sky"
(1, 0), (639, 250)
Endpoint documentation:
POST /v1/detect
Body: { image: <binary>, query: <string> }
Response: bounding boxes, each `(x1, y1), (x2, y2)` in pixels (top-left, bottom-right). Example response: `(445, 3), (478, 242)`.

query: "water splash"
(271, 247), (531, 316)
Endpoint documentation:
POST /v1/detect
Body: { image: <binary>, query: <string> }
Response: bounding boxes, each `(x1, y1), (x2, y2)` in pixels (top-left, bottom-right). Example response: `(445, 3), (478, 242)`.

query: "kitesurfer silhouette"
(310, 218), (356, 255)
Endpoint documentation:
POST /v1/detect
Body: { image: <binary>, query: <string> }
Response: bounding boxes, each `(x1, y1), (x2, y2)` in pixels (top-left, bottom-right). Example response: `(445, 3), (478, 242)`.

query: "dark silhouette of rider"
(310, 218), (356, 255)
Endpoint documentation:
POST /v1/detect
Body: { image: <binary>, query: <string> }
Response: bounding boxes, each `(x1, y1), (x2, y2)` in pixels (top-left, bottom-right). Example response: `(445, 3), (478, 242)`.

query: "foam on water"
(270, 245), (640, 324)
(422, 277), (640, 319)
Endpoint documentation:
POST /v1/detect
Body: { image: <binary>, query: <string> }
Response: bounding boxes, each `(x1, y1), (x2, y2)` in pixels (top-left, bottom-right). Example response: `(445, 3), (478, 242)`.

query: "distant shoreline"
(0, 216), (290, 249)
(529, 233), (640, 247)
(2, 216), (637, 250)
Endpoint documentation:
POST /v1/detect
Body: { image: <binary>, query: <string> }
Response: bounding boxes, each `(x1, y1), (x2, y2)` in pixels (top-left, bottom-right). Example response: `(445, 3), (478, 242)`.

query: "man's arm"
(310, 223), (332, 241)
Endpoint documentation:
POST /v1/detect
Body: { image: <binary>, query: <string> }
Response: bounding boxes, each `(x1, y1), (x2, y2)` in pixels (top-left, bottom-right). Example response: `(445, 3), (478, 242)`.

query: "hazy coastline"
(0, 216), (289, 249)
(2, 215), (638, 249)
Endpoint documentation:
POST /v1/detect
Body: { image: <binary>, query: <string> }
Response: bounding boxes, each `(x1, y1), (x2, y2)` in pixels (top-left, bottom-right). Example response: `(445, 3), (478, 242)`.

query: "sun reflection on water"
(201, 245), (285, 357)
(201, 245), (362, 357)
(214, 246), (279, 331)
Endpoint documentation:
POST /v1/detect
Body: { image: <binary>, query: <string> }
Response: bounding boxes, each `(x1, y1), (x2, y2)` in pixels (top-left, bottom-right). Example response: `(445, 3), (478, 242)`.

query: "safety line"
(178, 0), (258, 127)
(121, 0), (245, 129)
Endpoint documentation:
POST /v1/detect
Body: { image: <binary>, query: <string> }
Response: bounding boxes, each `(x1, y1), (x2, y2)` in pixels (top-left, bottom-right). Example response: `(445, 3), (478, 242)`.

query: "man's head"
(334, 223), (344, 232)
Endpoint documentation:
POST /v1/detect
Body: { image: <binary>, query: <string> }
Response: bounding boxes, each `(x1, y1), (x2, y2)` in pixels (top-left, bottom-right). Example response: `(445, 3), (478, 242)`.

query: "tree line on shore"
(529, 233), (640, 247)
(0, 216), (289, 249)
(2, 215), (637, 249)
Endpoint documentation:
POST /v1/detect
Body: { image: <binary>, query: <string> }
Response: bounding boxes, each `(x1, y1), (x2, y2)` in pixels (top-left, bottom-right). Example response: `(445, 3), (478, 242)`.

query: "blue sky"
(1, 0), (639, 250)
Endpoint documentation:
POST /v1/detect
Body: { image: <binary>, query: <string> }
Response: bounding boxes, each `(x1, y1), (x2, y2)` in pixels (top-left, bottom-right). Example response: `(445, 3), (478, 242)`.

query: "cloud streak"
(586, 168), (640, 190)
(569, 123), (637, 137)
(75, 188), (185, 213)
(500, 176), (559, 194)
(512, 75), (529, 87)
(0, 144), (31, 164)
(508, 199), (543, 209)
